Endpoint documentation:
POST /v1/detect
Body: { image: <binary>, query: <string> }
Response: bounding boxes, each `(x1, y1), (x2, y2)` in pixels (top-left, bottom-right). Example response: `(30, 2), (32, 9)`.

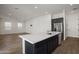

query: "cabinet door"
(25, 41), (34, 54)
(47, 37), (53, 53)
(48, 35), (58, 53)
(35, 40), (48, 54)
(52, 35), (58, 49)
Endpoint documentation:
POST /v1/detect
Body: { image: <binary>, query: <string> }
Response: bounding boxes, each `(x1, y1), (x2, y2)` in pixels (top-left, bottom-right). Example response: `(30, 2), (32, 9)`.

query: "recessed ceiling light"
(34, 6), (38, 9)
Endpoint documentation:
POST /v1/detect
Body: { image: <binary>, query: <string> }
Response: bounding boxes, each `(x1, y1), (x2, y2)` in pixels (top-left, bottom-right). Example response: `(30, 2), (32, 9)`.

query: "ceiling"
(0, 4), (79, 21)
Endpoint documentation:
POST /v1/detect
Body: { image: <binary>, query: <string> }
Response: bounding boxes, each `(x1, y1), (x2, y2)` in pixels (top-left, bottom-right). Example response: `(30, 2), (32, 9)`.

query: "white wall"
(25, 14), (51, 34)
(0, 16), (26, 34)
(52, 12), (64, 19)
(52, 10), (79, 38)
(66, 10), (79, 37)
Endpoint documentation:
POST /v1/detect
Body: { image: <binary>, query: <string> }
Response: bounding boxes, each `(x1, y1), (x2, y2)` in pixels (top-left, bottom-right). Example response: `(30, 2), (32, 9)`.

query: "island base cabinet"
(25, 35), (59, 54)
(34, 39), (48, 54)
(48, 35), (58, 53)
(25, 41), (34, 54)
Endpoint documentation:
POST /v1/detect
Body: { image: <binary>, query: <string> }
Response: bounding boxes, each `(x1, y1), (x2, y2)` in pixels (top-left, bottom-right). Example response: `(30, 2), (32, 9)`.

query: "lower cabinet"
(25, 35), (58, 54)
(25, 41), (34, 54)
(34, 39), (48, 54)
(48, 35), (58, 53)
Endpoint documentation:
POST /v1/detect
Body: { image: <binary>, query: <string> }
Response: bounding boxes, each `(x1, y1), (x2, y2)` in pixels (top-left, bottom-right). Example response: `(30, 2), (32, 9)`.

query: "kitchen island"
(19, 32), (61, 54)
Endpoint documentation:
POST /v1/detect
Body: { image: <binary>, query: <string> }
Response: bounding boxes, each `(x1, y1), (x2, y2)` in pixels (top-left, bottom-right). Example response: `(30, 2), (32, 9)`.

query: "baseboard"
(66, 36), (79, 39)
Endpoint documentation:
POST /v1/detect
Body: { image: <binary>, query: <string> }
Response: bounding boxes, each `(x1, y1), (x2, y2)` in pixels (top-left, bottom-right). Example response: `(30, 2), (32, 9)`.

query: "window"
(5, 22), (12, 30)
(17, 23), (22, 28)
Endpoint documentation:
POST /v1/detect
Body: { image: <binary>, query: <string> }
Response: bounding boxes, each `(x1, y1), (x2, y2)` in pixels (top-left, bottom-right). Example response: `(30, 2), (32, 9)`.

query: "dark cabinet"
(48, 35), (58, 53)
(25, 41), (34, 54)
(35, 43), (48, 54)
(25, 35), (59, 54)
(35, 39), (48, 54)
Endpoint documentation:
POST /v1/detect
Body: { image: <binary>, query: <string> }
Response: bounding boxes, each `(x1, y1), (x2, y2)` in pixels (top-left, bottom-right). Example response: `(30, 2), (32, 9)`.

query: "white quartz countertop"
(19, 32), (61, 44)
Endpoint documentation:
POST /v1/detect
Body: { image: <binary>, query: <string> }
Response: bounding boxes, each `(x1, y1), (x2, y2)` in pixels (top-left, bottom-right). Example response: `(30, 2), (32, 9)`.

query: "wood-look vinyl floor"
(53, 37), (79, 54)
(0, 33), (79, 54)
(0, 34), (25, 54)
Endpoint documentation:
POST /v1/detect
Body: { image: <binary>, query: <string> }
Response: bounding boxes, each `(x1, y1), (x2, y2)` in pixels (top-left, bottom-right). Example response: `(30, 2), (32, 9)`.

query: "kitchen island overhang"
(19, 32), (61, 54)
